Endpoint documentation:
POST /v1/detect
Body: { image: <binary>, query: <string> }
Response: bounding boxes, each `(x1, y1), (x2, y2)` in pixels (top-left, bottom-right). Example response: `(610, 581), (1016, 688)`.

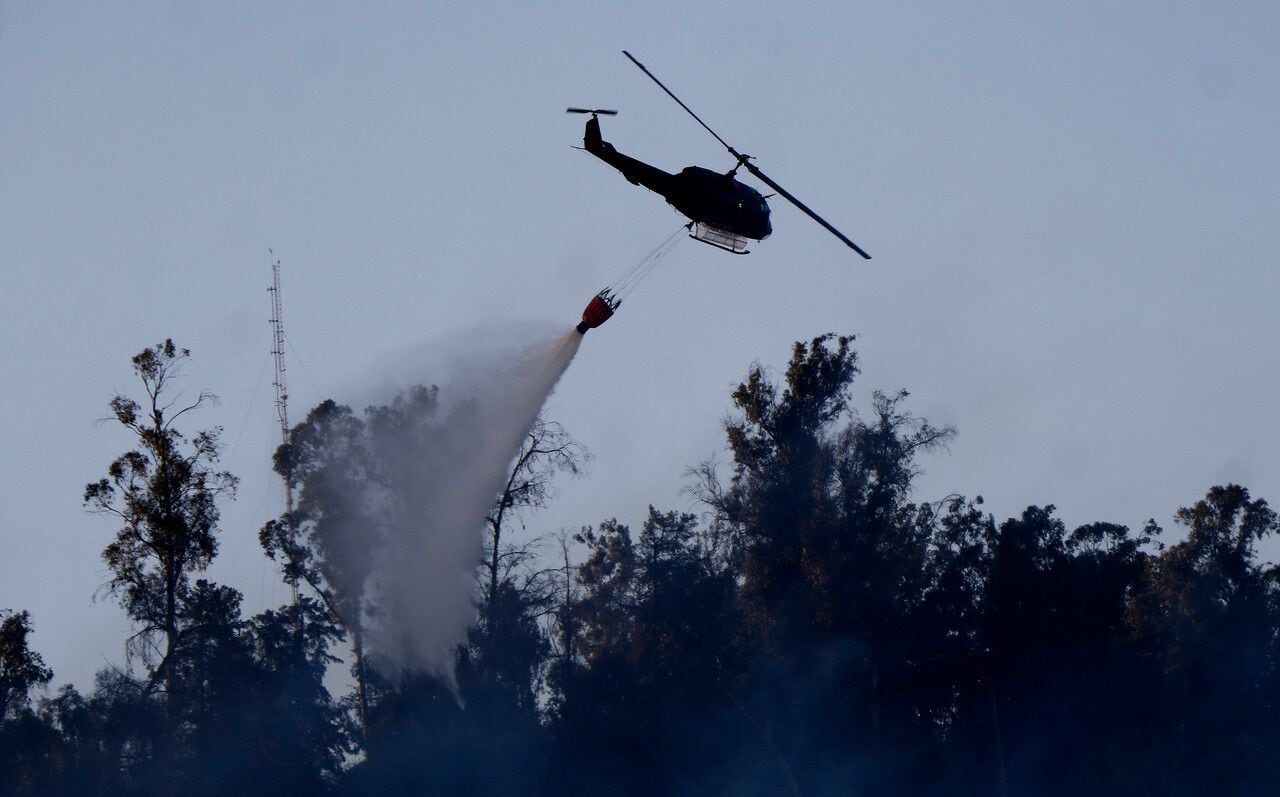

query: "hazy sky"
(3, 1), (1278, 691)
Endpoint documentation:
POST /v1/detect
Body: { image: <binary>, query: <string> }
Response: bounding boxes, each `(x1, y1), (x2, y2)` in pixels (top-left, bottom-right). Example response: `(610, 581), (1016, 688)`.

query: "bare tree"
(483, 414), (589, 630)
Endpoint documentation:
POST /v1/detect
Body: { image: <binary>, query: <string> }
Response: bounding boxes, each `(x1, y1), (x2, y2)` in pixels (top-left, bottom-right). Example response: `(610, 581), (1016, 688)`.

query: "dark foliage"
(3, 334), (1279, 795)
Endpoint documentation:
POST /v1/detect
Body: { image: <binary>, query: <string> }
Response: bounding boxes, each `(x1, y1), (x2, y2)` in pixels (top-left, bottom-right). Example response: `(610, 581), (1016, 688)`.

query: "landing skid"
(688, 221), (751, 255)
(689, 235), (750, 255)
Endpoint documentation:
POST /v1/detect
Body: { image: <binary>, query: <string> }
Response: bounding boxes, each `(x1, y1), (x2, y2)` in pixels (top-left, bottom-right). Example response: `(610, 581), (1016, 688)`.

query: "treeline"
(3, 335), (1279, 795)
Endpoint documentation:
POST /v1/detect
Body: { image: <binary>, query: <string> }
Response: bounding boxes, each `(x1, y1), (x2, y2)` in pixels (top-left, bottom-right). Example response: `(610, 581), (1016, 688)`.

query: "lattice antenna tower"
(268, 250), (294, 517)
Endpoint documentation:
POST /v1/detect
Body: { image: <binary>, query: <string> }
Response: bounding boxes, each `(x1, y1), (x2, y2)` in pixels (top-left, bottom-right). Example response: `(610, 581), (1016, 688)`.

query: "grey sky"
(2, 1), (1278, 691)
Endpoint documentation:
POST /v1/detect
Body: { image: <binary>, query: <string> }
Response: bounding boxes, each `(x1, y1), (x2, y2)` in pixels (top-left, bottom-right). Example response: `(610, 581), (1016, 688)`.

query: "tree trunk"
(986, 674), (1009, 797)
(870, 656), (882, 762)
(353, 626), (370, 744)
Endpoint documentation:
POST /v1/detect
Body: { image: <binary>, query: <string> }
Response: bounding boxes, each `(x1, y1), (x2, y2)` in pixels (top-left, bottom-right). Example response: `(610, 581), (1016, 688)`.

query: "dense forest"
(3, 334), (1278, 796)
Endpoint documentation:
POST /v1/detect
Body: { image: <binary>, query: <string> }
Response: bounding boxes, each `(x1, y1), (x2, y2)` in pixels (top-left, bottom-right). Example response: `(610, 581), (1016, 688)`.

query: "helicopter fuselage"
(582, 116), (772, 242)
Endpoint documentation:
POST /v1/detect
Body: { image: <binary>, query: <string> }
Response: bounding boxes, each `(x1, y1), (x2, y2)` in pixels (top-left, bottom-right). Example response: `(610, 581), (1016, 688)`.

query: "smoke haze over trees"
(2, 334), (1279, 795)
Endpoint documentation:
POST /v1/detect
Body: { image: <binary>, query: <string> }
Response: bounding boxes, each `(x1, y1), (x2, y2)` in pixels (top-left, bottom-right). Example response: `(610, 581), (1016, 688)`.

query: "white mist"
(363, 328), (583, 690)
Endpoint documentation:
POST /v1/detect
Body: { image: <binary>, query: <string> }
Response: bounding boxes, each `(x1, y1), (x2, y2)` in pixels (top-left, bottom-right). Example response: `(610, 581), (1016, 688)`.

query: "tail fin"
(584, 115), (605, 154)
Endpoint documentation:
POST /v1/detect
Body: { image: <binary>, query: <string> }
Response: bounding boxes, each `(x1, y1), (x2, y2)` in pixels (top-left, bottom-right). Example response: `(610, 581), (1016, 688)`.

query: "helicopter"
(569, 51), (870, 258)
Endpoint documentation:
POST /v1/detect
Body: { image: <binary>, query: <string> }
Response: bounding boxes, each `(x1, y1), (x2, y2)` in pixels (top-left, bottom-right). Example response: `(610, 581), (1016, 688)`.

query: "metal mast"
(268, 250), (294, 517)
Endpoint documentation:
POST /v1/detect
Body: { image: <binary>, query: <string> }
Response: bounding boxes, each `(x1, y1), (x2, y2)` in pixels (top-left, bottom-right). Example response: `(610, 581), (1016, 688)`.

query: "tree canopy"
(2, 334), (1278, 795)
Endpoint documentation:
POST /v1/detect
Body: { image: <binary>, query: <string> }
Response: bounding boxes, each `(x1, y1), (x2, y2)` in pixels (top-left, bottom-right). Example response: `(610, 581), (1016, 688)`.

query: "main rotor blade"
(621, 50), (740, 158)
(566, 107), (618, 115)
(743, 161), (872, 259)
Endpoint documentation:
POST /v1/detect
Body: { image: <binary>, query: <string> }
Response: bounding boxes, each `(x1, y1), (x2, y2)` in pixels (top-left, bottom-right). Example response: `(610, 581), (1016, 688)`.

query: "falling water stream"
(365, 328), (583, 690)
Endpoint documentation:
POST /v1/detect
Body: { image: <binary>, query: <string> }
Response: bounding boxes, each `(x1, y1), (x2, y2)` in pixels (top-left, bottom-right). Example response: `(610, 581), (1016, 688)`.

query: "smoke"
(359, 327), (583, 690)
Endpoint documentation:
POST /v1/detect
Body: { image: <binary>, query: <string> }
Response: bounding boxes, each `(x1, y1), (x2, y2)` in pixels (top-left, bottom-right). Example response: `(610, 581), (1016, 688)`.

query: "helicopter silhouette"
(569, 51), (870, 258)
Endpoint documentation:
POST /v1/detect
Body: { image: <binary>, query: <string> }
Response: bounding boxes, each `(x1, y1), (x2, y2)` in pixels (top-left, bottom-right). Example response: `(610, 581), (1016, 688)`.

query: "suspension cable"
(606, 225), (688, 301)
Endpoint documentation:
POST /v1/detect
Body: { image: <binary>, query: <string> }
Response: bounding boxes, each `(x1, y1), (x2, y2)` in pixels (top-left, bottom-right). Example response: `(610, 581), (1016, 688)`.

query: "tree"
(261, 398), (381, 738)
(544, 531), (582, 726)
(483, 413), (588, 633)
(248, 599), (349, 790)
(700, 335), (957, 791)
(83, 340), (238, 711)
(0, 611), (51, 723)
(715, 334), (860, 642)
(550, 508), (747, 795)
(0, 610), (58, 794)
(461, 413), (587, 716)
(1125, 485), (1280, 793)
